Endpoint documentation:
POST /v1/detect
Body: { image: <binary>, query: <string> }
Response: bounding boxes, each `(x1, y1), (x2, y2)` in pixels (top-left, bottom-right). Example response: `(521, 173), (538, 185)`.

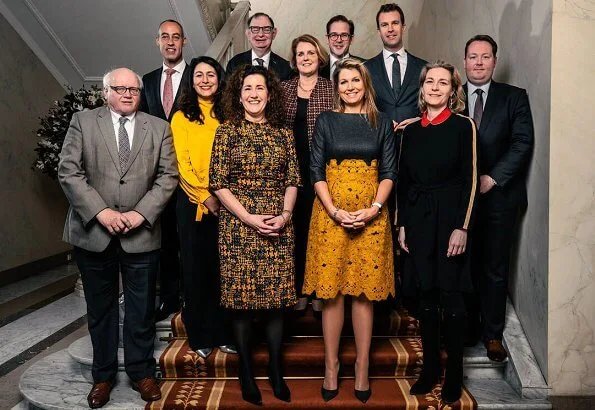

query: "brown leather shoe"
(87, 380), (114, 408)
(485, 339), (508, 362)
(132, 377), (162, 402)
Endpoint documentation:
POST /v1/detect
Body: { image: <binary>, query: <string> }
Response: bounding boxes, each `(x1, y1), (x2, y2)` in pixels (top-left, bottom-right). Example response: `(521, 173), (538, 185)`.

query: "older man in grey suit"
(58, 67), (178, 408)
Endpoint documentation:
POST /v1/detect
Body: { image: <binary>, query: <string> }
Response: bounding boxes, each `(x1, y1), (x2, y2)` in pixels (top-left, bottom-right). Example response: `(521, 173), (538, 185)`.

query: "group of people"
(57, 2), (534, 409)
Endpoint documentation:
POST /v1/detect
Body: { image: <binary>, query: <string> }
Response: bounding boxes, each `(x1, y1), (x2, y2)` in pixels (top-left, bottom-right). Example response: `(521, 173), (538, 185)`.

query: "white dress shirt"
(251, 50), (271, 68)
(382, 47), (407, 86)
(329, 53), (351, 79)
(110, 110), (136, 150)
(160, 60), (186, 107)
(467, 81), (491, 118)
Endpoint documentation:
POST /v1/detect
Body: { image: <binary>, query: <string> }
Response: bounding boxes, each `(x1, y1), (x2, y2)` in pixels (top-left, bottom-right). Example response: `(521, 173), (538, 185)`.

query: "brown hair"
(418, 60), (466, 114)
(289, 34), (329, 71)
(221, 65), (286, 128)
(465, 34), (498, 57)
(332, 58), (380, 128)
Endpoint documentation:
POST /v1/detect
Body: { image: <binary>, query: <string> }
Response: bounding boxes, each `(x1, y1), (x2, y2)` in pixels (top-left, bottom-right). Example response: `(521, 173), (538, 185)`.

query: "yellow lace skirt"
(302, 159), (395, 301)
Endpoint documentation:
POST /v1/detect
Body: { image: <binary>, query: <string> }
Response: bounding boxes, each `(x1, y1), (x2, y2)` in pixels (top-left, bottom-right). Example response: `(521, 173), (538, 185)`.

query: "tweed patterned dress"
(209, 120), (301, 310)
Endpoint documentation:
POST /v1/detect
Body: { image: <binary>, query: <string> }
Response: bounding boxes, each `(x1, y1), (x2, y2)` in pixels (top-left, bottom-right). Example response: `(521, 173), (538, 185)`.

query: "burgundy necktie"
(473, 89), (484, 127)
(163, 68), (176, 118)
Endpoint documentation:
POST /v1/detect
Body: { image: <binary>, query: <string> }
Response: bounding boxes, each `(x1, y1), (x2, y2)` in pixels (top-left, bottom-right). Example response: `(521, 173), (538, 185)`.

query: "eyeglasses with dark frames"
(249, 25), (274, 34)
(108, 86), (141, 96)
(327, 33), (352, 41)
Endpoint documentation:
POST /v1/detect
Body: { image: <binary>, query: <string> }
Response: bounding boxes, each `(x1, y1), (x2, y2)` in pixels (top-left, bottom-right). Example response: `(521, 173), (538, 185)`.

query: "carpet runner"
(151, 308), (477, 409)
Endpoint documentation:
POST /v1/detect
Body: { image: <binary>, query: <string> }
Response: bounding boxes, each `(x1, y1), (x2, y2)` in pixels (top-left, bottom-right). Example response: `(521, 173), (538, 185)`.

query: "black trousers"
(159, 194), (181, 306)
(74, 240), (158, 382)
(470, 203), (519, 341)
(176, 189), (232, 349)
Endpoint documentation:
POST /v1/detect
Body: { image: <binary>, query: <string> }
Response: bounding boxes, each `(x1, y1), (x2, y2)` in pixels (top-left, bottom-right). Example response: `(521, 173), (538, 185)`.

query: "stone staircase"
(18, 299), (551, 409)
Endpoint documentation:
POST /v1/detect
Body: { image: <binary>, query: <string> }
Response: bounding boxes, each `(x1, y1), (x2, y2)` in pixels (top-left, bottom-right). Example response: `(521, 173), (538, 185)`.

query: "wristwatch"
(372, 202), (383, 212)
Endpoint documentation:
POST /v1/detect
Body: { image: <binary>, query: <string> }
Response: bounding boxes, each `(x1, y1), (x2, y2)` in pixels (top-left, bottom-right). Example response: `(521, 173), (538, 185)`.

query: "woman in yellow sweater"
(171, 56), (235, 358)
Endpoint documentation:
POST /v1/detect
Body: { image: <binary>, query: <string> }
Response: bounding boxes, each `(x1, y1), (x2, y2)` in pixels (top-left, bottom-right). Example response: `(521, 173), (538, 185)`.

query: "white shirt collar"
(330, 53), (350, 67)
(251, 50), (271, 67)
(162, 59), (186, 74)
(383, 46), (405, 61)
(110, 109), (136, 125)
(467, 80), (491, 97)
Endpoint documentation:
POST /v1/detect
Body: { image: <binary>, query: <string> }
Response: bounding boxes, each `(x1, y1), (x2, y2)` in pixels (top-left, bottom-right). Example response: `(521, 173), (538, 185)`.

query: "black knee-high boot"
(442, 312), (465, 404)
(264, 311), (291, 402)
(231, 315), (262, 406)
(410, 306), (441, 395)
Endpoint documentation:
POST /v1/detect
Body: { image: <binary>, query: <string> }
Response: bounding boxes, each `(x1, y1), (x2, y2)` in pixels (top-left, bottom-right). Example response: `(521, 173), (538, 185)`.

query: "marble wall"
(548, 0), (595, 396)
(0, 13), (71, 272)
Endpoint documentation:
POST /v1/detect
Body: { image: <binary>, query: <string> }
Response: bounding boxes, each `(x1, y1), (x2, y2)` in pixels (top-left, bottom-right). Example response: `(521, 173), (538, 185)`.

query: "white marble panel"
(466, 379), (551, 409)
(0, 293), (86, 367)
(548, 0), (595, 396)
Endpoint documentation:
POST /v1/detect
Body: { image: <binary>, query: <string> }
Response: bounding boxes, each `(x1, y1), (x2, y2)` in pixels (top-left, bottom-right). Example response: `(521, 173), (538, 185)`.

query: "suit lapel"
(398, 52), (417, 101)
(151, 69), (167, 119)
(479, 81), (500, 133)
(463, 84), (470, 116)
(122, 113), (148, 176)
(97, 108), (121, 173)
(372, 53), (396, 103)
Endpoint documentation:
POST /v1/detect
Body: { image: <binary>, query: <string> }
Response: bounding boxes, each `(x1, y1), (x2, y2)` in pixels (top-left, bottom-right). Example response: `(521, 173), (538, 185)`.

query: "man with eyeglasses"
(58, 67), (178, 408)
(320, 15), (365, 81)
(139, 19), (189, 323)
(225, 12), (292, 81)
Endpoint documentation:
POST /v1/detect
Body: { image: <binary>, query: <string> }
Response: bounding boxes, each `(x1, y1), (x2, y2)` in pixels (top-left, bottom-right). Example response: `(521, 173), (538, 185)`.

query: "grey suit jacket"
(58, 106), (178, 253)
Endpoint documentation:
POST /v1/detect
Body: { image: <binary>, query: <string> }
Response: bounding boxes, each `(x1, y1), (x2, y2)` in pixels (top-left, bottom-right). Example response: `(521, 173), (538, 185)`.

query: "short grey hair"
(102, 68), (143, 90)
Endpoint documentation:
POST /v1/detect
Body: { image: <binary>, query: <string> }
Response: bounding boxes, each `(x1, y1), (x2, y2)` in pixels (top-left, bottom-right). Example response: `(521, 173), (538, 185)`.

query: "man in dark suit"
(139, 19), (189, 321)
(59, 67), (178, 408)
(225, 12), (292, 81)
(320, 15), (365, 80)
(462, 34), (534, 361)
(365, 3), (427, 129)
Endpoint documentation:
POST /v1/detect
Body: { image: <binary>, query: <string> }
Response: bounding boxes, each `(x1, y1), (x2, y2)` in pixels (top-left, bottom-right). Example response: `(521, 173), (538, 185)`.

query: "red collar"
(421, 107), (452, 127)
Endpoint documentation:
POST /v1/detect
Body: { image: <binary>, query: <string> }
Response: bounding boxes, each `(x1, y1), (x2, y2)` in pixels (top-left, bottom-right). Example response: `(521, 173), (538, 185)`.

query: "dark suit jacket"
(463, 81), (534, 209)
(365, 51), (427, 123)
(58, 107), (178, 253)
(225, 50), (292, 81)
(139, 64), (191, 123)
(319, 54), (366, 80)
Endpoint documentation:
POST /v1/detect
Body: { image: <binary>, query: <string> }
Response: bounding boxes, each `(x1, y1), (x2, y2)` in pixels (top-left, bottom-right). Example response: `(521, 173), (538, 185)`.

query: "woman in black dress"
(397, 61), (478, 404)
(281, 34), (334, 314)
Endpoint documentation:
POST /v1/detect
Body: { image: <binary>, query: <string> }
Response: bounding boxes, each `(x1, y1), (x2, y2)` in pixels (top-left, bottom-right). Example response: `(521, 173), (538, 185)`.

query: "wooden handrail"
(206, 1), (250, 65)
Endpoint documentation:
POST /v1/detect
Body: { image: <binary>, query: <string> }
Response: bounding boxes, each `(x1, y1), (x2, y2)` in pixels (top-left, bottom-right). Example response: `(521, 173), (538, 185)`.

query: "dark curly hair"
(221, 65), (285, 128)
(177, 56), (225, 124)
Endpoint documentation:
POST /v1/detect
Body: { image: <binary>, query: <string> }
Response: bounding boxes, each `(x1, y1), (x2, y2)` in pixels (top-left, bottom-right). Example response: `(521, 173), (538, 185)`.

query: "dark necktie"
(163, 68), (176, 118)
(391, 53), (402, 96)
(118, 117), (130, 171)
(473, 89), (484, 127)
(255, 58), (265, 67)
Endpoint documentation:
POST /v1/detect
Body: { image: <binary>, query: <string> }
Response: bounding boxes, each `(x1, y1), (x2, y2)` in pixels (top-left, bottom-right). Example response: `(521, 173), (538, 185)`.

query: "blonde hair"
(418, 60), (466, 114)
(289, 34), (329, 71)
(332, 58), (379, 128)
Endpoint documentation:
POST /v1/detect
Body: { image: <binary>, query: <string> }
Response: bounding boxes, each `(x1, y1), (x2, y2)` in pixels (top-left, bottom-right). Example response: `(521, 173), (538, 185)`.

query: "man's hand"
(121, 211), (145, 233)
(479, 175), (497, 194)
(393, 117), (421, 131)
(447, 229), (467, 257)
(203, 196), (221, 216)
(96, 209), (129, 235)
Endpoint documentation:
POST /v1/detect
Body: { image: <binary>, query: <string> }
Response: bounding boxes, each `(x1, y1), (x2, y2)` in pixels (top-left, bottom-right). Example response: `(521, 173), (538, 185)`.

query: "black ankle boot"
(410, 307), (441, 395)
(441, 313), (465, 404)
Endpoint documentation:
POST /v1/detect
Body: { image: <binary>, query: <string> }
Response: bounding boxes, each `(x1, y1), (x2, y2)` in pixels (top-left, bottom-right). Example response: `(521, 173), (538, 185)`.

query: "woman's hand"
(203, 196), (221, 216)
(398, 226), (409, 253)
(447, 229), (467, 257)
(264, 215), (288, 233)
(243, 214), (279, 237)
(349, 207), (380, 229)
(330, 208), (357, 227)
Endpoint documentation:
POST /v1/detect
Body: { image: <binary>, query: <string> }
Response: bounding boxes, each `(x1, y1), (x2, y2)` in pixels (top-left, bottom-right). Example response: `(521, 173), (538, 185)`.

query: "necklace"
(298, 78), (316, 92)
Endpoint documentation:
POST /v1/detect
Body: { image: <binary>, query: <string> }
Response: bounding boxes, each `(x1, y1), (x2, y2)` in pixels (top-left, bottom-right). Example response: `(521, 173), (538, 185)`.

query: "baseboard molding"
(551, 395), (595, 410)
(0, 251), (73, 287)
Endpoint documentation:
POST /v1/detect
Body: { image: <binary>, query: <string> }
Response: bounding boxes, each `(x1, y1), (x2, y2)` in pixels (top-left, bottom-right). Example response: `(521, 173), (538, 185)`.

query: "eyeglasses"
(327, 33), (352, 41)
(249, 25), (274, 34)
(108, 86), (141, 96)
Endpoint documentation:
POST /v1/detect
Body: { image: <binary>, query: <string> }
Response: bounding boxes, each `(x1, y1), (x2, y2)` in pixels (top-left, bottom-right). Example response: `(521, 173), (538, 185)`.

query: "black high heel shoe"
(238, 372), (262, 406)
(268, 364), (291, 402)
(320, 363), (341, 402)
(354, 387), (372, 403)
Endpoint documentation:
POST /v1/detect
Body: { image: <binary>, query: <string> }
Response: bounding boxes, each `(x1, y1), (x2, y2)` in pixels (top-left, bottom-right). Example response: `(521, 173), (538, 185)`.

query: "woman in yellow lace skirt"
(302, 59), (396, 403)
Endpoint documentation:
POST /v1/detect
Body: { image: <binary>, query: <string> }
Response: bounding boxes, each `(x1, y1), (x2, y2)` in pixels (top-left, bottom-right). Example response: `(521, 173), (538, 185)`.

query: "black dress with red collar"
(396, 108), (479, 293)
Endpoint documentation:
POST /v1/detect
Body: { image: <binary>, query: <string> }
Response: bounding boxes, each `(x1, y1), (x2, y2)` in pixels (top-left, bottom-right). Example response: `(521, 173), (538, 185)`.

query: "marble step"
(19, 349), (551, 409)
(68, 334), (505, 381)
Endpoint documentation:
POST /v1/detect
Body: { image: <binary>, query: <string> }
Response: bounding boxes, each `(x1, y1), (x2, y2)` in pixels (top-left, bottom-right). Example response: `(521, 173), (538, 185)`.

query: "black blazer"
(225, 50), (292, 81)
(463, 81), (534, 209)
(365, 51), (427, 123)
(319, 54), (366, 80)
(139, 64), (192, 123)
